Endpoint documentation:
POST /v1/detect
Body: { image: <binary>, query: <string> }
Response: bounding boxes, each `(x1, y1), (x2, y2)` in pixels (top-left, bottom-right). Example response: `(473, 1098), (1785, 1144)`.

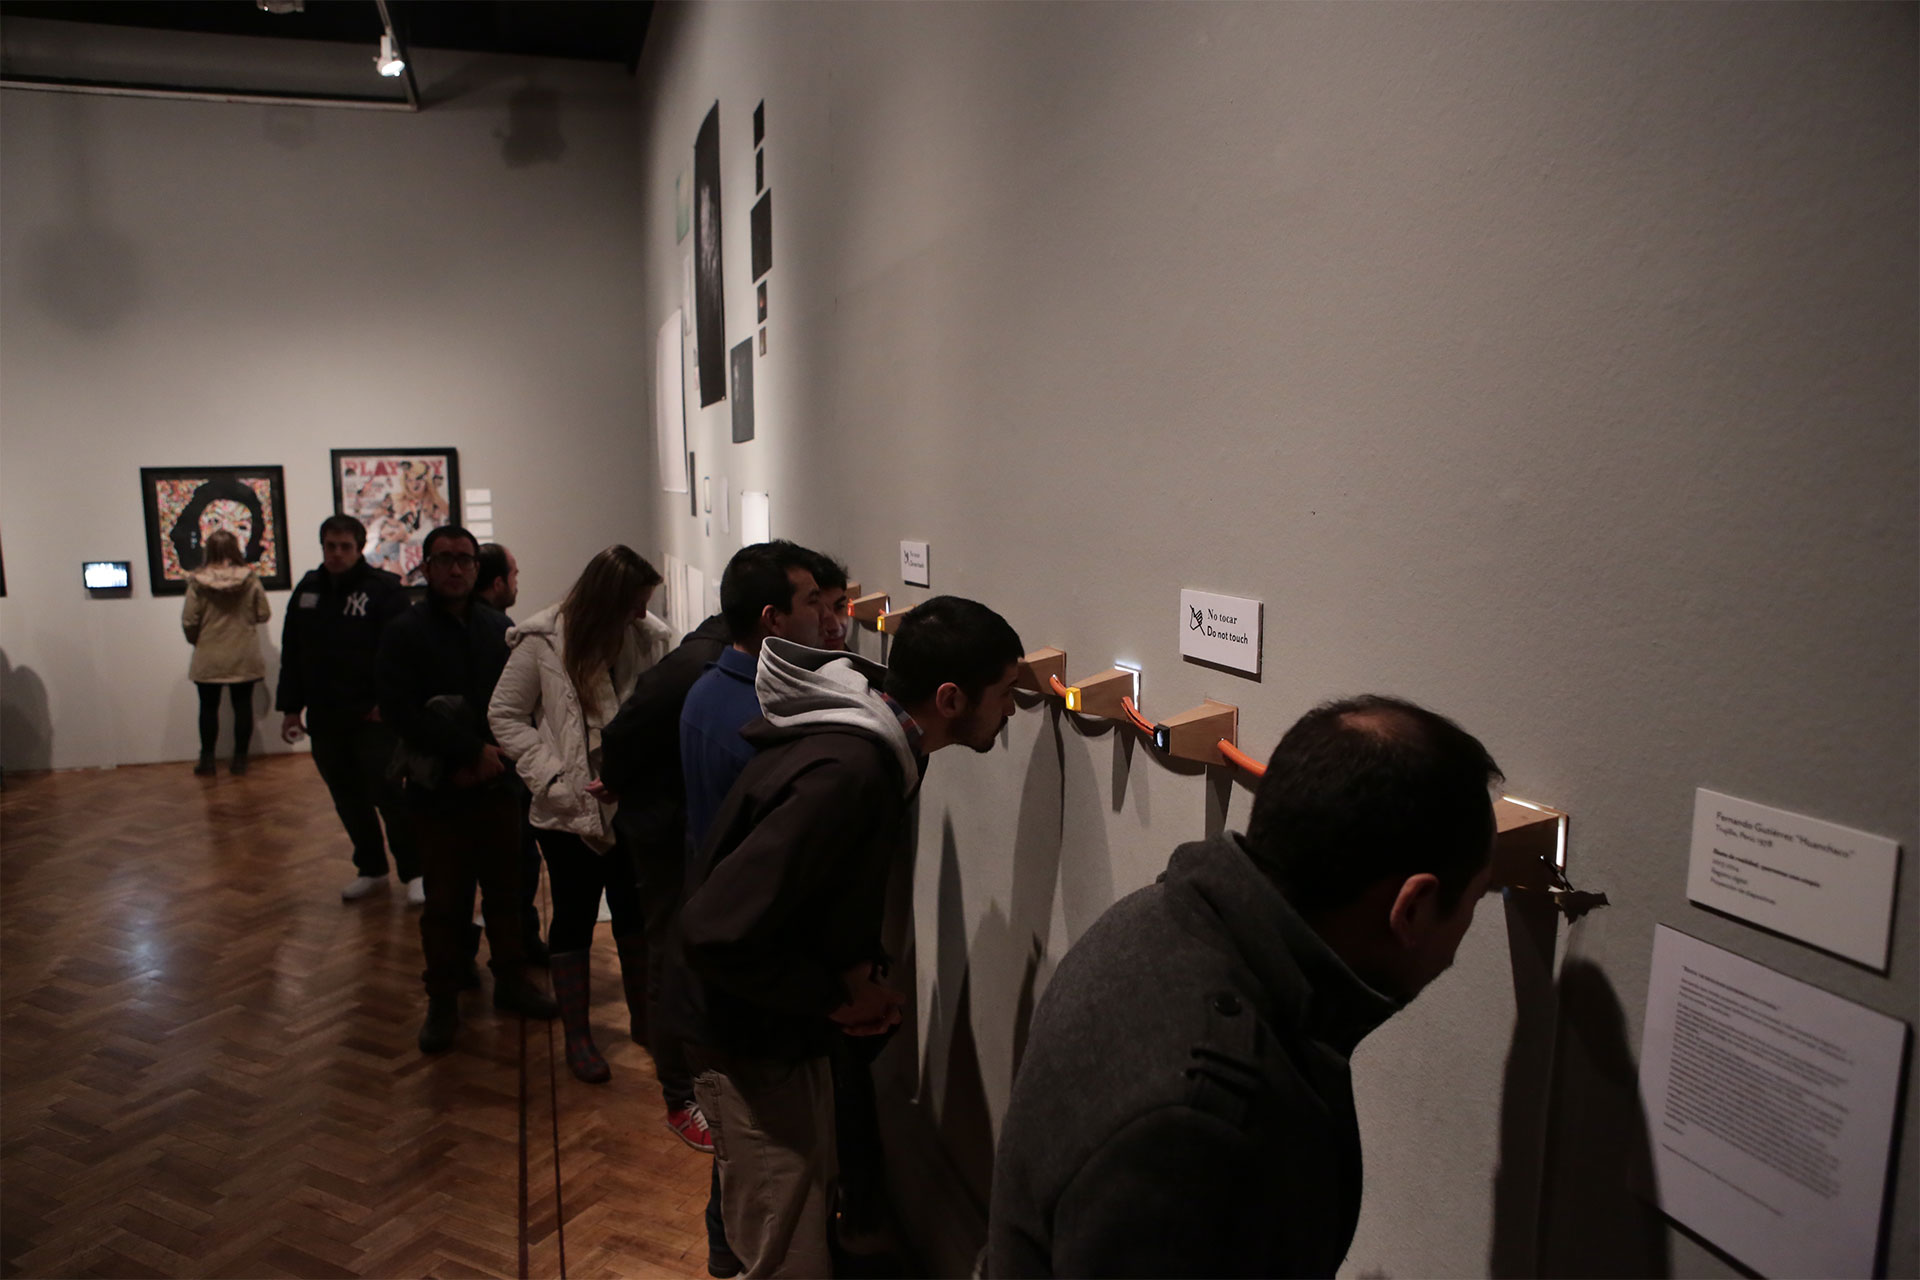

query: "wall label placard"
(900, 540), (930, 587)
(1178, 589), (1262, 676)
(1687, 788), (1900, 970)
(1638, 926), (1905, 1278)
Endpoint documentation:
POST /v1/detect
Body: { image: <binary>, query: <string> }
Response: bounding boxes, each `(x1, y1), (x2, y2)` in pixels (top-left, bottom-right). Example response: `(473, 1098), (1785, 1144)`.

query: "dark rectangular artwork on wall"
(756, 148), (764, 193)
(140, 465), (293, 596)
(753, 100), (764, 146)
(694, 102), (727, 407)
(730, 338), (755, 444)
(751, 191), (772, 282)
(757, 281), (767, 323)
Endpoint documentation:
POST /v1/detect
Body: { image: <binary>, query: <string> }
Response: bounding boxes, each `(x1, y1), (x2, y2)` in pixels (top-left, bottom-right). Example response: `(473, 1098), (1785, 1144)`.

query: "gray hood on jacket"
(753, 637), (919, 795)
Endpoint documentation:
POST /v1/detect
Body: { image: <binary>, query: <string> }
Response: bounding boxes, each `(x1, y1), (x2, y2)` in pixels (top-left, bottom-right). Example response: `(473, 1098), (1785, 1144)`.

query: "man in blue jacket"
(677, 539), (832, 1276)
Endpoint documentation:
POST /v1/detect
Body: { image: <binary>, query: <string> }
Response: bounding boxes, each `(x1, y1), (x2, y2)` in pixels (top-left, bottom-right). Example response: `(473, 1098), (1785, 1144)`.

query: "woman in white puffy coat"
(489, 545), (672, 1083)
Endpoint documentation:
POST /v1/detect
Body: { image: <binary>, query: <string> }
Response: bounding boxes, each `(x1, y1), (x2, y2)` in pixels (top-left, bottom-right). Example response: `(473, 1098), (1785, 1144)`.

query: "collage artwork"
(332, 450), (458, 587)
(139, 466), (292, 596)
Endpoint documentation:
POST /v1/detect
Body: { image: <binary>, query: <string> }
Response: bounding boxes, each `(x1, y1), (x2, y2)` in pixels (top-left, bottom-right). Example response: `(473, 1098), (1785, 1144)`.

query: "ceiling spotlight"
(375, 32), (405, 77)
(256, 0), (304, 11)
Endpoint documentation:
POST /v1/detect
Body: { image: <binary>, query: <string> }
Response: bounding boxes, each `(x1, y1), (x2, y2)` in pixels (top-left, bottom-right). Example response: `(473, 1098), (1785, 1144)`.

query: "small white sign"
(1178, 589), (1262, 676)
(464, 488), (492, 505)
(468, 520), (495, 539)
(741, 491), (771, 545)
(900, 540), (930, 587)
(1687, 788), (1900, 970)
(1639, 926), (1905, 1279)
(467, 504), (494, 523)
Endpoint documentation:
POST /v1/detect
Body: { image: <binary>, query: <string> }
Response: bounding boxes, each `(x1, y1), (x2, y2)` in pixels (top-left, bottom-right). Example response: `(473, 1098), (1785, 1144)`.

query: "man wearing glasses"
(377, 525), (559, 1054)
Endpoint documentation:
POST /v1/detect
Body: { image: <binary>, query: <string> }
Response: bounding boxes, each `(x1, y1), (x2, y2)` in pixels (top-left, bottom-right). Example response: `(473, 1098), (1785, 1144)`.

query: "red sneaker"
(666, 1104), (714, 1153)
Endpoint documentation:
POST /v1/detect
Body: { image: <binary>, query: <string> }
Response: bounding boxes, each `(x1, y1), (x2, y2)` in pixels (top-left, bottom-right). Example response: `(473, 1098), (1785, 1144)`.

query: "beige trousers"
(694, 1054), (838, 1279)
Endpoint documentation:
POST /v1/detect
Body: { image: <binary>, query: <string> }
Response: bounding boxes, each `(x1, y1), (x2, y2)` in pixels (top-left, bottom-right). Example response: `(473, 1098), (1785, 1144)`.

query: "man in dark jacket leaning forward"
(988, 694), (1503, 1278)
(680, 596), (1024, 1279)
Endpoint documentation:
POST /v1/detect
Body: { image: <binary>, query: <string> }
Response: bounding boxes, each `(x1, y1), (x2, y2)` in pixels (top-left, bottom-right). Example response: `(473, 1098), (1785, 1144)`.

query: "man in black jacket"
(596, 609), (731, 1151)
(276, 515), (417, 903)
(376, 525), (558, 1055)
(681, 596), (1023, 1279)
(987, 695), (1502, 1278)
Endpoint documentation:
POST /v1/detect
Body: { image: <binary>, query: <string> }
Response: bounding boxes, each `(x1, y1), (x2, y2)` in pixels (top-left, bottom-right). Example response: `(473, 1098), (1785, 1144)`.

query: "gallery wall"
(0, 38), (650, 771)
(631, 4), (1917, 1277)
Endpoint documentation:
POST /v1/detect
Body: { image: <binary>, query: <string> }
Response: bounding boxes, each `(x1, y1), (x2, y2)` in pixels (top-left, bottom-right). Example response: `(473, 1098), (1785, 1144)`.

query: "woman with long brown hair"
(181, 528), (271, 775)
(489, 546), (672, 1082)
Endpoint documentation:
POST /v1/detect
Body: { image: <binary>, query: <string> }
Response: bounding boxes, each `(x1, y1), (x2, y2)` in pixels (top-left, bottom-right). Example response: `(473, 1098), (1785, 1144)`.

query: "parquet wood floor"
(0, 757), (711, 1279)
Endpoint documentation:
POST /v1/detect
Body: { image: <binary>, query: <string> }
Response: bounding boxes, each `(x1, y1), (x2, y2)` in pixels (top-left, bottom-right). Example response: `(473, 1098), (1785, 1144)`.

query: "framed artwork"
(139, 465), (292, 596)
(330, 448), (460, 586)
(694, 101), (728, 407)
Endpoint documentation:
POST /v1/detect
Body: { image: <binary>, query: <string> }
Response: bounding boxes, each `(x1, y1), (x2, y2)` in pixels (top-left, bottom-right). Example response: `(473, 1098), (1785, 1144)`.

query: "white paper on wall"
(656, 313), (688, 493)
(741, 491), (771, 545)
(464, 488), (492, 505)
(686, 564), (706, 631)
(467, 504), (494, 523)
(1638, 926), (1905, 1278)
(682, 255), (696, 339)
(468, 520), (495, 539)
(663, 553), (685, 635)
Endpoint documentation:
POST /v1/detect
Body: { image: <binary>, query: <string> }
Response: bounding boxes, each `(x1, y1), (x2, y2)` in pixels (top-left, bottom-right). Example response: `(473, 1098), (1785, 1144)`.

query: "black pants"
(520, 804), (545, 943)
(634, 834), (693, 1108)
(196, 681), (256, 757)
(538, 827), (641, 953)
(416, 787), (525, 998)
(308, 716), (419, 881)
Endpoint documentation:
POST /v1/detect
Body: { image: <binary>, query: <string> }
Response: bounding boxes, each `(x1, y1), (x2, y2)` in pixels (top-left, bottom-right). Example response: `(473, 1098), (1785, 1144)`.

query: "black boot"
(615, 933), (649, 1045)
(493, 975), (559, 1020)
(418, 995), (459, 1053)
(550, 949), (610, 1083)
(230, 752), (249, 776)
(194, 753), (216, 777)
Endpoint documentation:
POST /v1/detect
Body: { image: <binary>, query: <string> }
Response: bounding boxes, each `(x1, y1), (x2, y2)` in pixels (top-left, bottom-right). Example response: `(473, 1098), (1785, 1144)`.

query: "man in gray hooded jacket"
(680, 596), (1024, 1279)
(987, 694), (1502, 1278)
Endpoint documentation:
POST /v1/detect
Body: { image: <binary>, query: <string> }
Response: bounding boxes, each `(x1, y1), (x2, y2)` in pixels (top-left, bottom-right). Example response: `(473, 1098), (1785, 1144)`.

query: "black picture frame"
(330, 447), (462, 587)
(694, 102), (728, 407)
(139, 465), (293, 596)
(751, 191), (773, 282)
(731, 338), (756, 443)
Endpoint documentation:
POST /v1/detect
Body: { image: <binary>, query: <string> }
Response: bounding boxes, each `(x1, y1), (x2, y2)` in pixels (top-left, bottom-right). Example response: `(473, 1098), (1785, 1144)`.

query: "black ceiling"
(0, 0), (652, 68)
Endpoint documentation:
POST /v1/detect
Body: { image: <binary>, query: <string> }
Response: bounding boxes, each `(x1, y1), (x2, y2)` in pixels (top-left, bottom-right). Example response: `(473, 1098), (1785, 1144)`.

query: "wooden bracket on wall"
(1015, 647), (1067, 694)
(875, 601), (915, 633)
(844, 581), (861, 604)
(1155, 700), (1238, 765)
(1491, 796), (1569, 892)
(1063, 667), (1137, 718)
(851, 592), (889, 627)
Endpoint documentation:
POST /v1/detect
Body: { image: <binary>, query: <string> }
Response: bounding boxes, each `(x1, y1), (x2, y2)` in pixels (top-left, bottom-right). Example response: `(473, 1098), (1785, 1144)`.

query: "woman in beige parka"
(181, 529), (271, 775)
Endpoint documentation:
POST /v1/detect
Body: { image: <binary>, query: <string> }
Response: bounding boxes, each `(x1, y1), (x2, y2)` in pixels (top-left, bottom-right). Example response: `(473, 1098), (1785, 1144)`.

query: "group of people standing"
(197, 512), (1510, 1279)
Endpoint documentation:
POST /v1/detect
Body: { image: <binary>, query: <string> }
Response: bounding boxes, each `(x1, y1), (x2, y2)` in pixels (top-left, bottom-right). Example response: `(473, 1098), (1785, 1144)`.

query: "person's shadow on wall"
(1492, 914), (1671, 1279)
(0, 649), (53, 773)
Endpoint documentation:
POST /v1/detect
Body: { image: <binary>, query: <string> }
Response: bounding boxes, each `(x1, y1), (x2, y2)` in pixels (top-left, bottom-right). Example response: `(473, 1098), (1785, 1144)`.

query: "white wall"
(631, 4), (1917, 1277)
(0, 41), (652, 770)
